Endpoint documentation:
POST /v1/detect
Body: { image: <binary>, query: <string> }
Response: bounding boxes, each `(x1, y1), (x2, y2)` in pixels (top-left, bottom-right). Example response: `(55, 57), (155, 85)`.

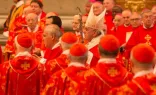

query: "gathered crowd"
(0, 0), (156, 95)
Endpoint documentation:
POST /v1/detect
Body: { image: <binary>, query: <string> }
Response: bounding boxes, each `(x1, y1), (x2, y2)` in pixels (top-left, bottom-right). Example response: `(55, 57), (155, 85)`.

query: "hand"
(33, 48), (41, 56)
(32, 54), (41, 61)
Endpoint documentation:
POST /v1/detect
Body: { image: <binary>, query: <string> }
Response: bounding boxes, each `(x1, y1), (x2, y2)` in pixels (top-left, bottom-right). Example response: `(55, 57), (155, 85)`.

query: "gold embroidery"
(21, 62), (30, 70)
(107, 67), (118, 77)
(118, 85), (133, 95)
(69, 80), (78, 95)
(61, 72), (67, 80)
(84, 69), (94, 80)
(144, 34), (151, 45)
(151, 84), (156, 90)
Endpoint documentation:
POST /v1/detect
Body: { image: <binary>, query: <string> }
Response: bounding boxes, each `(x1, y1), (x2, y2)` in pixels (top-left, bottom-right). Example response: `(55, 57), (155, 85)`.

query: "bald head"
(46, 12), (58, 18)
(26, 13), (38, 21)
(122, 10), (132, 25)
(23, 6), (33, 16)
(26, 13), (38, 30)
(103, 0), (115, 11)
(72, 15), (80, 31)
(46, 12), (60, 26)
(93, 2), (104, 16)
(25, 0), (32, 5)
(130, 12), (141, 28)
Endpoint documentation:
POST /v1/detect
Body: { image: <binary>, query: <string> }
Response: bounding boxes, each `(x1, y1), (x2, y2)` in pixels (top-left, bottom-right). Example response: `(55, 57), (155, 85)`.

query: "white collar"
(15, 51), (31, 57)
(68, 62), (85, 68)
(98, 58), (117, 64)
(75, 31), (81, 36)
(143, 23), (154, 29)
(38, 12), (42, 22)
(27, 25), (39, 33)
(75, 31), (85, 38)
(52, 42), (60, 50)
(62, 49), (69, 55)
(86, 34), (102, 50)
(86, 51), (93, 65)
(16, 0), (24, 8)
(133, 69), (153, 78)
(124, 24), (131, 27)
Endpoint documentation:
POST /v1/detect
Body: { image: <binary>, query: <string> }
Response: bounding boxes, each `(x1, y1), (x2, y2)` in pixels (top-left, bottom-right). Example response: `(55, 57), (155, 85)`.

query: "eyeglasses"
(123, 16), (130, 19)
(130, 18), (140, 21)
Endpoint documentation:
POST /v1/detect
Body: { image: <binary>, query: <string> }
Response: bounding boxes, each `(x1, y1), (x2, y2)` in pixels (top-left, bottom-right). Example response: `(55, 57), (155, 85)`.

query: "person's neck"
(15, 50), (30, 55)
(124, 24), (130, 27)
(101, 55), (115, 59)
(30, 26), (36, 31)
(133, 67), (152, 74)
(49, 41), (58, 49)
(144, 25), (152, 29)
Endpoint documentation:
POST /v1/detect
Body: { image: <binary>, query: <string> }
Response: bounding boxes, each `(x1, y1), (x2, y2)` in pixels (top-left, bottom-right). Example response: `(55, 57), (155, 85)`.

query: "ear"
(51, 34), (55, 40)
(93, 30), (98, 37)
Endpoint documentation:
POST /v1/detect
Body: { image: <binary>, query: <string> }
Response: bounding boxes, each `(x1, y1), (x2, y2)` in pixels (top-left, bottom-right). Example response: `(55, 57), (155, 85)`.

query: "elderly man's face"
(72, 19), (80, 31)
(103, 0), (115, 11)
(84, 27), (96, 42)
(93, 2), (104, 16)
(130, 13), (141, 28)
(26, 15), (38, 29)
(142, 12), (154, 28)
(43, 29), (53, 48)
(122, 11), (132, 25)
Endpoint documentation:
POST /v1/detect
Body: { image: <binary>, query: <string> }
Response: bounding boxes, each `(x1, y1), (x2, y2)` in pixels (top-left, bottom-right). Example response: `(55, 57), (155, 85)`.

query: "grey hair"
(69, 52), (88, 63)
(44, 24), (62, 39)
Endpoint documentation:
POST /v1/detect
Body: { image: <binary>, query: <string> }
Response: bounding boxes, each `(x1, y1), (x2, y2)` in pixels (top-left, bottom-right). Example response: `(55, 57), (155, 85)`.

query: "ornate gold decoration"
(118, 85), (134, 94)
(144, 34), (151, 45)
(125, 0), (146, 12)
(107, 67), (118, 77)
(151, 84), (156, 90)
(21, 62), (30, 70)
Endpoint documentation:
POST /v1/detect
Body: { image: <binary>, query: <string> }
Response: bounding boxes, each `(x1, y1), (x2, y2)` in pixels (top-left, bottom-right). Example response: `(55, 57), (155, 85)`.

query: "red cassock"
(107, 26), (126, 46)
(0, 56), (46, 95)
(107, 25), (133, 46)
(12, 16), (27, 32)
(89, 45), (100, 67)
(38, 11), (46, 30)
(126, 24), (156, 51)
(109, 73), (156, 95)
(86, 35), (102, 67)
(0, 45), (3, 64)
(41, 65), (87, 95)
(82, 60), (133, 95)
(44, 53), (69, 84)
(105, 11), (114, 32)
(5, 26), (43, 54)
(43, 45), (63, 63)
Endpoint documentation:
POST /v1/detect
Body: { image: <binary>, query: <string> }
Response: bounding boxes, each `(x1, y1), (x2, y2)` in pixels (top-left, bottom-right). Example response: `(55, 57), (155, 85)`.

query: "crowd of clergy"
(0, 0), (156, 94)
